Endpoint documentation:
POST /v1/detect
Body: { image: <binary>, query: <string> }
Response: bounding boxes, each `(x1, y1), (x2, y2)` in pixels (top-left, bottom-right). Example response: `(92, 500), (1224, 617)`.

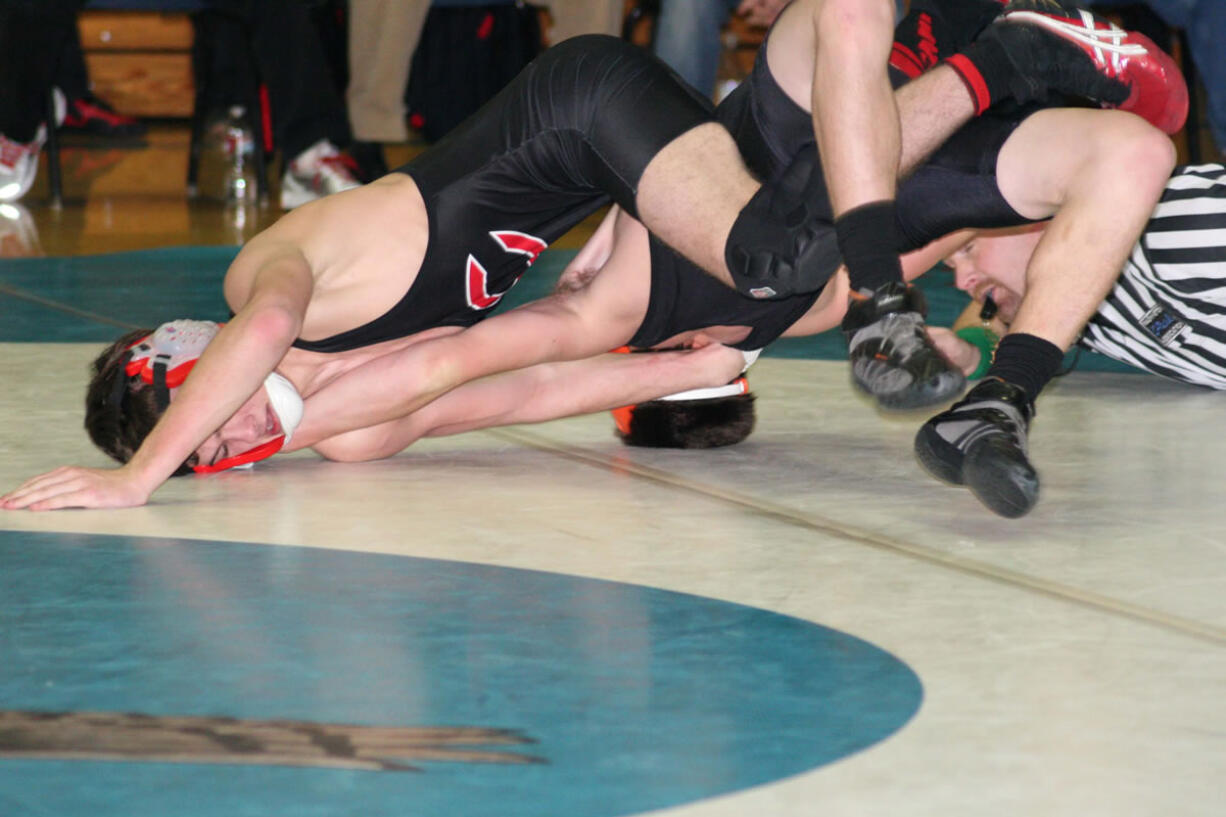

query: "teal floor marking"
(0, 531), (923, 817)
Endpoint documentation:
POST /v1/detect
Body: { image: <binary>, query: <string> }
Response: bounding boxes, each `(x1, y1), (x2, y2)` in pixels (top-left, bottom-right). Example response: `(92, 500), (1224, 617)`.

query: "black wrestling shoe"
(842, 282), (966, 410)
(914, 377), (1038, 518)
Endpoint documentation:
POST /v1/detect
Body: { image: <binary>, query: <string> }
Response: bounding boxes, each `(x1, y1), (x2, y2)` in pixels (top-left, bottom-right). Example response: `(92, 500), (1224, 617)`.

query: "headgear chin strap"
(191, 372), (306, 475)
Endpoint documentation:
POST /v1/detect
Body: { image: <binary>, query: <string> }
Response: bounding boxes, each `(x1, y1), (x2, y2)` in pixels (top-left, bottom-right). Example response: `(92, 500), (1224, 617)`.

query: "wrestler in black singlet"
(718, 20), (1040, 256)
(629, 8), (1059, 350)
(292, 35), (716, 353)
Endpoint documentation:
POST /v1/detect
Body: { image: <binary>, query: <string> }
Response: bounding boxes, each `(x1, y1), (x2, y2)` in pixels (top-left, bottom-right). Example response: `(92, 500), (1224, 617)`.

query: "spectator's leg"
(651, 0), (738, 96)
(0, 1), (77, 143)
(1184, 1), (1226, 154)
(347, 0), (430, 143)
(229, 0), (350, 160)
(56, 18), (90, 101)
(548, 0), (623, 43)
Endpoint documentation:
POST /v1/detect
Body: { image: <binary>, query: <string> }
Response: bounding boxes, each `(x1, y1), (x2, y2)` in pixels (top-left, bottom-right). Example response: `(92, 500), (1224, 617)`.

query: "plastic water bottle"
(220, 106), (256, 204)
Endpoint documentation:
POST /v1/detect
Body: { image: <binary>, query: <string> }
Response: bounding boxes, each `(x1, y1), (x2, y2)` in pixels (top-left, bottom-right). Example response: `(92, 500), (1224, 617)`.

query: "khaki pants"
(546, 0), (623, 43)
(346, 0), (431, 142)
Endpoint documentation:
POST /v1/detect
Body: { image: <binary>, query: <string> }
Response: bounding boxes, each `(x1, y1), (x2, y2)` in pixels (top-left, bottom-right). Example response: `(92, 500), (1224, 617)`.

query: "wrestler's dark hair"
(83, 328), (166, 466)
(617, 392), (756, 449)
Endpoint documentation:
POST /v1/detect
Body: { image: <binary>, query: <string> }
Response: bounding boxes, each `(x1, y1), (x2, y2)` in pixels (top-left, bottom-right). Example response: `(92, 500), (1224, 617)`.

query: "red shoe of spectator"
(62, 94), (147, 138)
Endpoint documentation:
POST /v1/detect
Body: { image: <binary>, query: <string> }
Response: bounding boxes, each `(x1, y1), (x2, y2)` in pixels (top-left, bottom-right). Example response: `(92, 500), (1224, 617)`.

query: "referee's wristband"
(955, 326), (1000, 380)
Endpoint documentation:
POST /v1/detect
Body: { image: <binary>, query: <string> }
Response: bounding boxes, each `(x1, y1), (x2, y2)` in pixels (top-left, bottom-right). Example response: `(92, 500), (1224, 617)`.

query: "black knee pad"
(725, 145), (842, 300)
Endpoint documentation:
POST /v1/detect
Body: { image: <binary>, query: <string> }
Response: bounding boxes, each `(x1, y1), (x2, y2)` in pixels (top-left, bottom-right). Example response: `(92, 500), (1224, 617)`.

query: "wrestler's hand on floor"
(0, 466), (153, 511)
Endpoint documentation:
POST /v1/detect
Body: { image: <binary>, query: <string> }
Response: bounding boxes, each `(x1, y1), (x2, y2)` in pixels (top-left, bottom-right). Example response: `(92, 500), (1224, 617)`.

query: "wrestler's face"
(945, 228), (1044, 325)
(192, 387), (283, 469)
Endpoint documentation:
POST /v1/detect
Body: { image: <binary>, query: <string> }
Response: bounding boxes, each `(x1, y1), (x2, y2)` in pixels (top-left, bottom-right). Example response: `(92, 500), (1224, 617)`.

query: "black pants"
(0, 0), (82, 142)
(199, 0), (350, 160)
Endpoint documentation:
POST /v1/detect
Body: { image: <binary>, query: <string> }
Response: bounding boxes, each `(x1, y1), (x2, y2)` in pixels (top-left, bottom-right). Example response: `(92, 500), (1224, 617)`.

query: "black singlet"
(291, 35), (715, 353)
(629, 237), (818, 351)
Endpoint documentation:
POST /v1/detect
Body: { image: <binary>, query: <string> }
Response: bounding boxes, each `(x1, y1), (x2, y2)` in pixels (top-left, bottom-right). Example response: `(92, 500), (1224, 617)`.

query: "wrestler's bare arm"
(312, 343), (747, 462)
(0, 240), (314, 510)
(286, 210), (655, 451)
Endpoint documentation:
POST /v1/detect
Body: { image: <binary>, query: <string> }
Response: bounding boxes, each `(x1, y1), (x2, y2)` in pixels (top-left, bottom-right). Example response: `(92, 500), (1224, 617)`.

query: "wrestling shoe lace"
(1004, 4), (1147, 64)
(995, 0), (1189, 132)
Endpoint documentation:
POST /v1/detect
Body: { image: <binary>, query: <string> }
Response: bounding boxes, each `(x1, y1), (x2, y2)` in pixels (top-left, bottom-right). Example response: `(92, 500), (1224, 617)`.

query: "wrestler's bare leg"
(635, 123), (758, 290)
(809, 0), (900, 216)
(757, 0), (972, 408)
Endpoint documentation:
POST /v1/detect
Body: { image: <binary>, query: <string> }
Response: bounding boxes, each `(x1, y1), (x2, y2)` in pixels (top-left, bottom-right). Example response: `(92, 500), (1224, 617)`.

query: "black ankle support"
(946, 36), (1013, 115)
(986, 332), (1064, 401)
(835, 201), (904, 294)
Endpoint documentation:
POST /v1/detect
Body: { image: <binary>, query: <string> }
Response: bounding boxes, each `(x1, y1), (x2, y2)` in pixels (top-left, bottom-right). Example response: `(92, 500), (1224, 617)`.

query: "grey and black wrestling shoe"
(914, 377), (1038, 518)
(842, 282), (966, 410)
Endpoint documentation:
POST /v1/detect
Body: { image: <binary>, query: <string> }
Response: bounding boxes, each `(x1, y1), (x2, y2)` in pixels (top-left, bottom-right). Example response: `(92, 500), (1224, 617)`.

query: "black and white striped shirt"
(1080, 164), (1226, 388)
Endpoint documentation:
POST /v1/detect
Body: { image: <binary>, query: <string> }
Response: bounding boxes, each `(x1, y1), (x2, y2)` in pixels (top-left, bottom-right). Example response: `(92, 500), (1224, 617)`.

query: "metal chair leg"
(45, 89), (63, 210)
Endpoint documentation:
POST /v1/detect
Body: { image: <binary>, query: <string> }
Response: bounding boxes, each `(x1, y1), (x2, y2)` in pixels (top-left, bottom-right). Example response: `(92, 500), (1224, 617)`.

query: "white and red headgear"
(120, 320), (304, 473)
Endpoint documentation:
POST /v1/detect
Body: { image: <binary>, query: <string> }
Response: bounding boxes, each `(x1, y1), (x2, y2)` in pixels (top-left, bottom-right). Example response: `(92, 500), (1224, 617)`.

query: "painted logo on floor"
(0, 531), (922, 817)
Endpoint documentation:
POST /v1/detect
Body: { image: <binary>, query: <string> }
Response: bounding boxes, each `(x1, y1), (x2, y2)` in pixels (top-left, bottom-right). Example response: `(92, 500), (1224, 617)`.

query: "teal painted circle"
(0, 531), (921, 817)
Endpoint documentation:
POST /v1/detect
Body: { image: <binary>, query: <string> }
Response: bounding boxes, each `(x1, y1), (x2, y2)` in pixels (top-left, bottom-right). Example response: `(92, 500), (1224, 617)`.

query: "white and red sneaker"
(0, 125), (45, 203)
(280, 139), (362, 209)
(1000, 0), (1189, 134)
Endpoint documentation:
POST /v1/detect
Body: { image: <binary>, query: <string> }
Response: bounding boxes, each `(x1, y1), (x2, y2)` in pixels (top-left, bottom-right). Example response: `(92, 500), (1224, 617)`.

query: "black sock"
(985, 333), (1064, 402)
(835, 200), (904, 295)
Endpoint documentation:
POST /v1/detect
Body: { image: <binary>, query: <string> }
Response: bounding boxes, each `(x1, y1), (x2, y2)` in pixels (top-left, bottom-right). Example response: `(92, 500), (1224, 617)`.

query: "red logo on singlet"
(465, 230), (549, 310)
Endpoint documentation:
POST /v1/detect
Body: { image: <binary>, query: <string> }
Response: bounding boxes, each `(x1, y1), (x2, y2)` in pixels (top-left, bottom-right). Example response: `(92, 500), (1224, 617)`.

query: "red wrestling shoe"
(1000, 0), (1188, 134)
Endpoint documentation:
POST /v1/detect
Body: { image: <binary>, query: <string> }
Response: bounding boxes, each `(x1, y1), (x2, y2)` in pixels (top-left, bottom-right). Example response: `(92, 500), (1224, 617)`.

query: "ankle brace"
(945, 35), (1015, 115)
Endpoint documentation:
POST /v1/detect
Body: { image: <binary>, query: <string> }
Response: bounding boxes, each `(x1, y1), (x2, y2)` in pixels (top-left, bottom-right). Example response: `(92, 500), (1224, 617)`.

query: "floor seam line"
(0, 282), (141, 331)
(490, 426), (1226, 647)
